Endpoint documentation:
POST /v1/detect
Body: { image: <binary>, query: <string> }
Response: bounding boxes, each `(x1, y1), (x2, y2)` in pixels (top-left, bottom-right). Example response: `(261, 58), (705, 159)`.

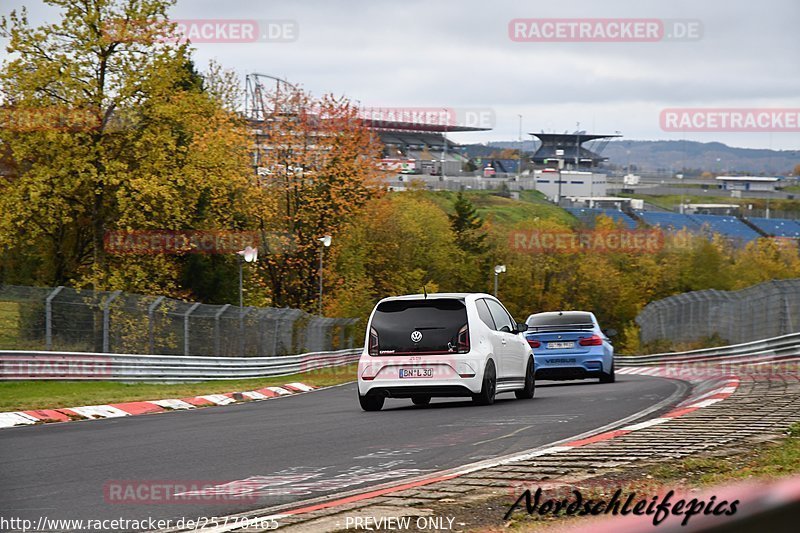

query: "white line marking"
(688, 398), (724, 408)
(622, 418), (670, 431)
(472, 425), (534, 446)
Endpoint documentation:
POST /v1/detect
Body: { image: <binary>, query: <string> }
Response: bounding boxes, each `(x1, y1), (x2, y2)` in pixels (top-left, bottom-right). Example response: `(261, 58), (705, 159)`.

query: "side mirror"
(514, 323), (529, 334)
(604, 328), (618, 338)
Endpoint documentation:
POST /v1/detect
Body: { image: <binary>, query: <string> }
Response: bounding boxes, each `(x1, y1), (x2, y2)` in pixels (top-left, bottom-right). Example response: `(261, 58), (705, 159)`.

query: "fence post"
(214, 304), (230, 356)
(273, 313), (280, 355)
(184, 302), (201, 356)
(102, 290), (122, 353)
(147, 296), (165, 354)
(44, 286), (64, 350)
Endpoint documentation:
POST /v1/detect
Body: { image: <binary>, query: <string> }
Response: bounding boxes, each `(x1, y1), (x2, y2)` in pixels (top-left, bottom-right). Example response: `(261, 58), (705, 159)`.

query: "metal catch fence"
(636, 279), (800, 346)
(0, 284), (359, 356)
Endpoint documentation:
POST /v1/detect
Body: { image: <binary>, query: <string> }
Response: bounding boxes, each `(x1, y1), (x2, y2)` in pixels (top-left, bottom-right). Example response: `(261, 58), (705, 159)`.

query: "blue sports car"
(524, 311), (615, 383)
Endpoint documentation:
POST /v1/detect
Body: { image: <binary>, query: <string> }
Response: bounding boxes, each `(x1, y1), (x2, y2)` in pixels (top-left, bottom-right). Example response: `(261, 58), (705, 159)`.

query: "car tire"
(472, 360), (496, 406)
(515, 356), (536, 399)
(358, 392), (385, 411)
(600, 361), (615, 384)
(411, 396), (431, 406)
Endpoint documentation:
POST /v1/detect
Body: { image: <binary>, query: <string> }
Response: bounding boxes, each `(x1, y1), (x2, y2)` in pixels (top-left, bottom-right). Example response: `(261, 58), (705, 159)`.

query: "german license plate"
(547, 341), (575, 349)
(399, 368), (433, 378)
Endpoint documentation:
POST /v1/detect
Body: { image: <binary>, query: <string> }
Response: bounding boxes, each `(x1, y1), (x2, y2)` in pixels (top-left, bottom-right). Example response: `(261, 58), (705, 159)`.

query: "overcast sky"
(2, 0), (799, 150)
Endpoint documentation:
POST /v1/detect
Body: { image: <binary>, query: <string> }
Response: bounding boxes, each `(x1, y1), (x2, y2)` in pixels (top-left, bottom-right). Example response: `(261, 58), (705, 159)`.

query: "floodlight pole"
(493, 265), (506, 297)
(318, 247), (324, 315)
(441, 108), (448, 180)
(237, 247), (258, 309)
(557, 165), (562, 205)
(318, 236), (332, 315)
(517, 114), (523, 180)
(239, 257), (244, 309)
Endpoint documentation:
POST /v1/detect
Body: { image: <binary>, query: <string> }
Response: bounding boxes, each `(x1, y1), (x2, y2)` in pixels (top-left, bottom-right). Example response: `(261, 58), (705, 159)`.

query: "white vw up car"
(357, 293), (535, 411)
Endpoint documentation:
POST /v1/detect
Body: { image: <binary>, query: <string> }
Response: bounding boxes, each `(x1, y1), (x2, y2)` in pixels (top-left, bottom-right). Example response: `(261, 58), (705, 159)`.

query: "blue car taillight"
(579, 334), (603, 346)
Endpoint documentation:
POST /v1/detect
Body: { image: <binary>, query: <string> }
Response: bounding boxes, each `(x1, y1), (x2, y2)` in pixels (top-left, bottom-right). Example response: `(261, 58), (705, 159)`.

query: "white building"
(716, 176), (779, 192)
(534, 169), (608, 201)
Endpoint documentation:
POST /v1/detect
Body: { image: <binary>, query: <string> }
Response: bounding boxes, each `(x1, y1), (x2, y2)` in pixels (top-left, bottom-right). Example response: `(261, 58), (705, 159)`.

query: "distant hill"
(473, 139), (799, 176)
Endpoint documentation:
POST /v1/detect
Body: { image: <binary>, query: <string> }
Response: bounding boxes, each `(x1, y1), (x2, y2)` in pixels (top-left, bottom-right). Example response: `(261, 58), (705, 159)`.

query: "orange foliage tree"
(252, 88), (385, 310)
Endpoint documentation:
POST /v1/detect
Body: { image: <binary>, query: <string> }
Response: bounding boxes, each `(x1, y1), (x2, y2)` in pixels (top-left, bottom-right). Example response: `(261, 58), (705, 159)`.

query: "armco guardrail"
(0, 348), (361, 382)
(619, 331), (800, 365)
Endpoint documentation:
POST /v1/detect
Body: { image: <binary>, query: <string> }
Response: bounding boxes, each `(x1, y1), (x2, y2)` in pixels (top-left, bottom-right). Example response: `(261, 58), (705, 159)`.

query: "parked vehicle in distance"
(357, 293), (535, 411)
(524, 311), (616, 384)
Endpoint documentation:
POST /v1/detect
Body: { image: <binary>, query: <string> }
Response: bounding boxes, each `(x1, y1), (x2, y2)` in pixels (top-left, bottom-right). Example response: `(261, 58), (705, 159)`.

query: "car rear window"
(370, 298), (467, 354)
(527, 312), (594, 331)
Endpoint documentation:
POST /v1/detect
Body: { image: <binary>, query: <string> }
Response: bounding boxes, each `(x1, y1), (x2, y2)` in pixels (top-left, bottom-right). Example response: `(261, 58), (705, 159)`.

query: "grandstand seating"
(690, 214), (761, 241)
(747, 217), (800, 238)
(567, 208), (800, 243)
(565, 208), (637, 229)
(635, 211), (700, 232)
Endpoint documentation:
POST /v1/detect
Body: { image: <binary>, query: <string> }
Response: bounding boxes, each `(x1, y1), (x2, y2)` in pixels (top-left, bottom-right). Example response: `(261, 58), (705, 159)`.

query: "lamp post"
(236, 246), (259, 308)
(555, 149), (565, 205)
(441, 108), (448, 179)
(494, 264), (506, 297)
(517, 114), (523, 180)
(236, 246), (258, 356)
(318, 235), (332, 315)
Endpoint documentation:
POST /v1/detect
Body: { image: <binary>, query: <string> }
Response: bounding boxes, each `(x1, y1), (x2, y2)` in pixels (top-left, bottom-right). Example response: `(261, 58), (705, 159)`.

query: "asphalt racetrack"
(0, 375), (681, 525)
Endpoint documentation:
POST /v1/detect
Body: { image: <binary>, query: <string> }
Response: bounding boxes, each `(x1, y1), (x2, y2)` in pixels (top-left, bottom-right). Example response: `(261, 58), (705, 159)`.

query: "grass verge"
(0, 363), (357, 411)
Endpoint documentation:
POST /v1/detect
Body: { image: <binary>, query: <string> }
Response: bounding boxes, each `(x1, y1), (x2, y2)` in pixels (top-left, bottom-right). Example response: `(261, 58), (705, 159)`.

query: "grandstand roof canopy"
(529, 132), (622, 167)
(529, 133), (622, 143)
(686, 203), (740, 208)
(715, 176), (779, 182)
(359, 119), (489, 133)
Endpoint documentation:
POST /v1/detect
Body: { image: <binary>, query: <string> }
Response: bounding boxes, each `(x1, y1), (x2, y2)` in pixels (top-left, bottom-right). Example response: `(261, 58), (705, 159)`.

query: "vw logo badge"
(410, 330), (423, 343)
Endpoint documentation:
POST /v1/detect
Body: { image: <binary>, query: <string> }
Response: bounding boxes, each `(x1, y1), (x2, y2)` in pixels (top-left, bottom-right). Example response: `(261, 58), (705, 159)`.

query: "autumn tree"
(449, 192), (488, 255)
(252, 87), (384, 310)
(325, 192), (467, 319)
(0, 0), (254, 295)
